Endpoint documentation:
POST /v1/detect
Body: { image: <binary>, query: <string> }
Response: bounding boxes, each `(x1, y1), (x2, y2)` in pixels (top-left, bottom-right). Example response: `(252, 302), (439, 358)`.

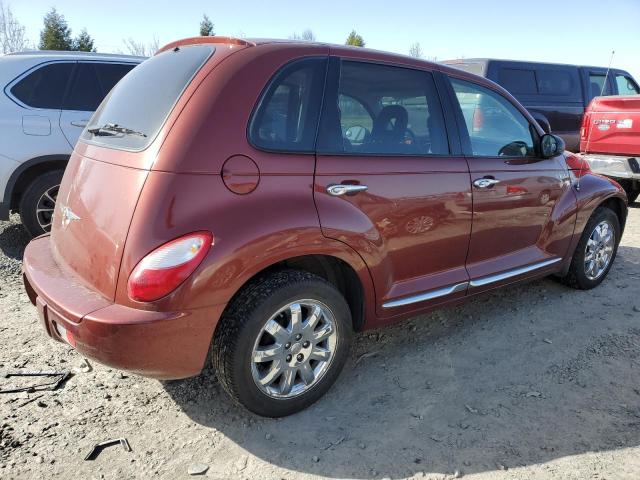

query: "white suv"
(0, 51), (143, 236)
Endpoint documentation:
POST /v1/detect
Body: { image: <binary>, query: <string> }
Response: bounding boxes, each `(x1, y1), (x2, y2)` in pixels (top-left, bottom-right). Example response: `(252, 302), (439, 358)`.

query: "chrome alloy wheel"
(251, 300), (338, 399)
(36, 184), (59, 232)
(584, 220), (615, 281)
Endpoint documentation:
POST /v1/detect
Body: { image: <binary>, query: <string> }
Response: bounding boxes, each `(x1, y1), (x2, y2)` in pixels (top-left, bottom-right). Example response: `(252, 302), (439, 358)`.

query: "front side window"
(10, 62), (74, 109)
(64, 62), (137, 111)
(450, 77), (535, 157)
(319, 61), (449, 155)
(615, 74), (639, 95)
(249, 58), (327, 153)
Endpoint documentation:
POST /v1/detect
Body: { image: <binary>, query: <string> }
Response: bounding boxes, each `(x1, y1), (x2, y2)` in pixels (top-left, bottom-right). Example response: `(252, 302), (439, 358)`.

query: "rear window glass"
(498, 68), (538, 95)
(10, 62), (74, 109)
(82, 45), (214, 151)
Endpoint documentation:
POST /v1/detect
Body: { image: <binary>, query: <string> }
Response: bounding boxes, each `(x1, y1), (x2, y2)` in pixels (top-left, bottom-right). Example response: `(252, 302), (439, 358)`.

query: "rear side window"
(64, 63), (136, 111)
(249, 58), (327, 153)
(318, 61), (449, 155)
(498, 68), (537, 95)
(615, 74), (639, 95)
(10, 62), (74, 109)
(82, 45), (214, 151)
(536, 69), (575, 96)
(450, 77), (535, 157)
(588, 73), (613, 100)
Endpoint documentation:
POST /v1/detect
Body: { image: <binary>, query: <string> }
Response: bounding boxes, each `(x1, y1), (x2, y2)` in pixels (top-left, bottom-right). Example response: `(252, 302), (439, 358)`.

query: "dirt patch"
(1, 209), (639, 479)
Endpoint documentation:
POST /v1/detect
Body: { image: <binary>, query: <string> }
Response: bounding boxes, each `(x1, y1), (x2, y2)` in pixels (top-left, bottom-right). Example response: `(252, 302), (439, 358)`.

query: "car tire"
(19, 170), (64, 238)
(212, 269), (353, 417)
(561, 206), (620, 290)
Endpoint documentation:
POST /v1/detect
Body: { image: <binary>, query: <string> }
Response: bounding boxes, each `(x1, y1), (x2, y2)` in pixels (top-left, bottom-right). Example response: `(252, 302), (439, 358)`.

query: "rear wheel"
(561, 206), (620, 290)
(19, 170), (64, 237)
(212, 270), (353, 417)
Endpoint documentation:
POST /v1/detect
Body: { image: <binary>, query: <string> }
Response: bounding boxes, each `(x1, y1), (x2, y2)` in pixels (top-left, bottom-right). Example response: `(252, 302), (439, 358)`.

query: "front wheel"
(561, 206), (620, 290)
(212, 270), (353, 417)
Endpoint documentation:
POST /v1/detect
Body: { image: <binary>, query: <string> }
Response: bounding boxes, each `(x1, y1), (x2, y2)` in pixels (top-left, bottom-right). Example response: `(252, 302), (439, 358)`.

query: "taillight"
(564, 152), (591, 177)
(127, 232), (213, 302)
(580, 111), (591, 140)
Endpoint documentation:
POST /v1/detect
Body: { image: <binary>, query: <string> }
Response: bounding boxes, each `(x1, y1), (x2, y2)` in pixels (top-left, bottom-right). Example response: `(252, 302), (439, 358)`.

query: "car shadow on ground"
(164, 245), (640, 478)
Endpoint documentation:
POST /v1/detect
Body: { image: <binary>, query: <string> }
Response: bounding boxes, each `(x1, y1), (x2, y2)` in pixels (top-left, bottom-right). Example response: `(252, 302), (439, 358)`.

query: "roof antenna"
(600, 50), (615, 97)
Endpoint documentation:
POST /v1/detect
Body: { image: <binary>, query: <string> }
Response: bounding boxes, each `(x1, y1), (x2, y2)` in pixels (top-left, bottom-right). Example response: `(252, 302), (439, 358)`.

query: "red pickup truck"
(580, 95), (640, 203)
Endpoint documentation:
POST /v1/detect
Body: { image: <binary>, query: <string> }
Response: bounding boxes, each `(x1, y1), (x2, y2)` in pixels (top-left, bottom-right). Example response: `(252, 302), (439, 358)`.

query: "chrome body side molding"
(382, 282), (468, 309)
(468, 257), (562, 288)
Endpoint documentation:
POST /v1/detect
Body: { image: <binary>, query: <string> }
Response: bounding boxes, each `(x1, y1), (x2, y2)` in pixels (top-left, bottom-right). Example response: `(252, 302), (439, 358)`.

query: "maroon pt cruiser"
(22, 37), (628, 417)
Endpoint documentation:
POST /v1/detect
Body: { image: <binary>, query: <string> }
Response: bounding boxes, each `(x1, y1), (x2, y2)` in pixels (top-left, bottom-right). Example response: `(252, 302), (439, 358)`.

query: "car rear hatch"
(580, 95), (640, 156)
(49, 41), (234, 303)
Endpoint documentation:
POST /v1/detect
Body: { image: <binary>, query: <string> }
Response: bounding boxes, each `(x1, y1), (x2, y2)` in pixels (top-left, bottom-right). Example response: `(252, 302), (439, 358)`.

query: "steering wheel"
(498, 141), (529, 157)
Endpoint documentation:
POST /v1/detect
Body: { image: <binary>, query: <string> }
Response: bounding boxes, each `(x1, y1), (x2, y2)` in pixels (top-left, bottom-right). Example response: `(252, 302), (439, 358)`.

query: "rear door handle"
(327, 184), (368, 196)
(473, 177), (500, 189)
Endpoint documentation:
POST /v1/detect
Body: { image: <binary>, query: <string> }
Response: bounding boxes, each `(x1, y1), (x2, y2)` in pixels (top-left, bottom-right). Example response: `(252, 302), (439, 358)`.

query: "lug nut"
(302, 341), (310, 348)
(284, 342), (291, 349)
(295, 334), (302, 341)
(296, 353), (304, 362)
(286, 354), (292, 362)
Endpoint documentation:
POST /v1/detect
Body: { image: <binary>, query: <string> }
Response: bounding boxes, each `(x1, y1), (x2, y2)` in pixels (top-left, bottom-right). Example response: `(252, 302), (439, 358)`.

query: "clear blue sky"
(10, 0), (640, 80)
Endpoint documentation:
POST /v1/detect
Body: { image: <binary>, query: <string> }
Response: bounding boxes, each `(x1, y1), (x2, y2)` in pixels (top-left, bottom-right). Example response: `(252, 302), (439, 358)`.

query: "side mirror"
(540, 134), (565, 158)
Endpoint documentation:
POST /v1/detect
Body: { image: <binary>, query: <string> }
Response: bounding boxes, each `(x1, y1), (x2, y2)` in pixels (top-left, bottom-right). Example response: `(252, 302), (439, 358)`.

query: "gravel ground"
(1, 206), (639, 480)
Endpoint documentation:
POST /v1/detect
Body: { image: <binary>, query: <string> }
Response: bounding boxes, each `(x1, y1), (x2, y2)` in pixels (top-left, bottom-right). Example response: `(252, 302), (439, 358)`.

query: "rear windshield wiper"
(87, 123), (147, 138)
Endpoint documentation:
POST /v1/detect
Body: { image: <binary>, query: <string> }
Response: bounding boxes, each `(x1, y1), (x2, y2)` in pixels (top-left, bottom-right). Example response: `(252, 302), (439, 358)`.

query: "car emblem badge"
(60, 206), (81, 229)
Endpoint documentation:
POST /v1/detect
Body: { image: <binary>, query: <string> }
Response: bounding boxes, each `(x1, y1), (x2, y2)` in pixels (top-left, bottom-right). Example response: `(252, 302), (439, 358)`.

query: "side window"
(339, 94), (373, 147)
(10, 62), (74, 109)
(536, 69), (575, 95)
(615, 74), (639, 95)
(588, 73), (613, 100)
(94, 63), (136, 97)
(319, 61), (449, 155)
(498, 68), (537, 95)
(64, 63), (103, 111)
(450, 77), (536, 157)
(249, 58), (327, 152)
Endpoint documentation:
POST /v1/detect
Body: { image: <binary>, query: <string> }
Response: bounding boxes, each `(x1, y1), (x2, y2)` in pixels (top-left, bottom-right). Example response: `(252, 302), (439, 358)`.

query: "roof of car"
(442, 57), (621, 72)
(3, 50), (145, 62)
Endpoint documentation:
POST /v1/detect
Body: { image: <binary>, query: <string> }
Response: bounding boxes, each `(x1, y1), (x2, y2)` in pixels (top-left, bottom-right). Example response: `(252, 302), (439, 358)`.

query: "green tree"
(73, 28), (95, 52)
(39, 8), (73, 50)
(200, 14), (214, 36)
(345, 30), (365, 47)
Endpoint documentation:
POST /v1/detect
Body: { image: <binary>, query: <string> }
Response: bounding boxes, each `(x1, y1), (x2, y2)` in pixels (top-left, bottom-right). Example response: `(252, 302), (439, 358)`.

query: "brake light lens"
(127, 232), (213, 302)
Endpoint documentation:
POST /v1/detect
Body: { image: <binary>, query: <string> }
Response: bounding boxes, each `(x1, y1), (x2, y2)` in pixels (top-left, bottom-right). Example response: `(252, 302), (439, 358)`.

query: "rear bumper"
(23, 236), (225, 379)
(582, 153), (640, 180)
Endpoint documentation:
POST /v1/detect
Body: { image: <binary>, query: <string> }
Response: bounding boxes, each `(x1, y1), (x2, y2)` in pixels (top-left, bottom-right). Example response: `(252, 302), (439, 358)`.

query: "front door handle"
(473, 177), (500, 189)
(327, 184), (368, 196)
(71, 120), (89, 128)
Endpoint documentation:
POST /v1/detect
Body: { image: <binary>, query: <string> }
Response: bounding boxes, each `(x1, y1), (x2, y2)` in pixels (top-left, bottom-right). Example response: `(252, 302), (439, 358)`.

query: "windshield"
(82, 44), (215, 151)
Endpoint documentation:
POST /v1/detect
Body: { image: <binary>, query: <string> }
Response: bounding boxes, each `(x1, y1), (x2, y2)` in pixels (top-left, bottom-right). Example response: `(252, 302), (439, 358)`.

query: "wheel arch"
(4, 154), (69, 213)
(218, 250), (374, 333)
